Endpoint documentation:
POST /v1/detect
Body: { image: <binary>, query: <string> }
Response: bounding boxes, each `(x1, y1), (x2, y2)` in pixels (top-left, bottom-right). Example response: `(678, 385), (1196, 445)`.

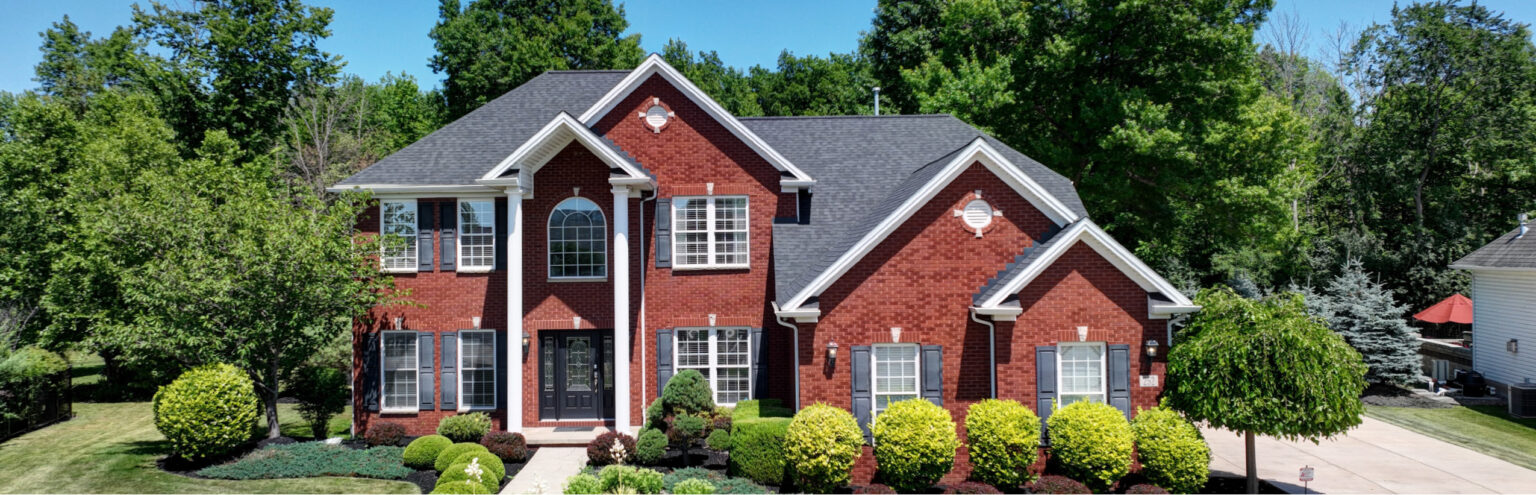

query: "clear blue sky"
(3, 0), (1534, 94)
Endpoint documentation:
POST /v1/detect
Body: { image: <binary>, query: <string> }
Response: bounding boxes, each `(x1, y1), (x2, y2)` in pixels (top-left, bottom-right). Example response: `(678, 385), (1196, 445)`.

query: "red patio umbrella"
(1414, 293), (1473, 324)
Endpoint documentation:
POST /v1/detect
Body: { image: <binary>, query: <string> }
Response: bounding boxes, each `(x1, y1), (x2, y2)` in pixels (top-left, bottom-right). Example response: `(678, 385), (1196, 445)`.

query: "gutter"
(772, 304), (802, 410)
(970, 309), (997, 399)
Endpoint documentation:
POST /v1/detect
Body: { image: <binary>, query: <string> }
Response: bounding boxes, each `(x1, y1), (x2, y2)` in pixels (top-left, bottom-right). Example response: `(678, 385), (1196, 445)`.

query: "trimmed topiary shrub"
(1026, 475), (1091, 494)
(436, 442), (491, 472)
(438, 412), (493, 442)
(587, 431), (636, 465)
(635, 427), (668, 465)
(729, 417), (792, 485)
(662, 369), (715, 415)
(713, 478), (770, 494)
(673, 478), (716, 494)
(152, 363), (260, 461)
(405, 435), (454, 469)
(452, 450), (506, 480)
(1126, 484), (1170, 494)
(964, 398), (1041, 488)
(944, 481), (1003, 494)
(782, 403), (863, 493)
(1131, 406), (1210, 494)
(597, 465), (664, 494)
(437, 458), (500, 493)
(870, 399), (959, 493)
(854, 484), (898, 494)
(432, 479), (492, 494)
(706, 428), (731, 451)
(480, 431), (528, 462)
(564, 473), (603, 494)
(366, 421), (407, 446)
(1046, 400), (1133, 492)
(645, 397), (667, 429)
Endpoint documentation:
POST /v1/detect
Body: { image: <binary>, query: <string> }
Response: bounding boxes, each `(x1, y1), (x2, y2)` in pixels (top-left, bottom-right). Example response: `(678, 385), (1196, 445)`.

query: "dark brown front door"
(539, 330), (614, 420)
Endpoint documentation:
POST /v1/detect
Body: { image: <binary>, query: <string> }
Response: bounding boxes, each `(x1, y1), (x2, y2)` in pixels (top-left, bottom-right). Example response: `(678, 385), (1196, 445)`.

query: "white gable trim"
(780, 138), (1082, 311)
(478, 112), (652, 189)
(974, 219), (1196, 312)
(577, 54), (815, 187)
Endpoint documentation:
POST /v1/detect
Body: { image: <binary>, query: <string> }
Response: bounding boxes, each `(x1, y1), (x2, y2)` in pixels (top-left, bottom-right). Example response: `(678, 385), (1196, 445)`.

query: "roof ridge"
(739, 114), (958, 121)
(544, 69), (634, 74)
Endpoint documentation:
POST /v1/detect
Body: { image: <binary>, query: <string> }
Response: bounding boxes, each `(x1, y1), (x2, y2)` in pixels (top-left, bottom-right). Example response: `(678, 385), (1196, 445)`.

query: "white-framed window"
(1058, 342), (1106, 406)
(458, 330), (496, 410)
(458, 199), (495, 271)
(381, 332), (418, 412)
(871, 343), (920, 416)
(548, 197), (607, 279)
(380, 200), (418, 272)
(674, 328), (751, 405)
(673, 196), (749, 269)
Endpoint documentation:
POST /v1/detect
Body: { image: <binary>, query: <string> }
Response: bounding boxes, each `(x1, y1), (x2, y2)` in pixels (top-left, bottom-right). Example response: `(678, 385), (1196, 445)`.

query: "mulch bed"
(1201, 476), (1288, 494)
(1361, 384), (1454, 409)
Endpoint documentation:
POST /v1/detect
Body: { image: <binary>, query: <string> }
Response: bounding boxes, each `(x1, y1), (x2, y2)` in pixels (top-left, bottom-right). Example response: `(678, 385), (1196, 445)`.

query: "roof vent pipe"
(873, 87), (881, 116)
(1521, 213), (1530, 238)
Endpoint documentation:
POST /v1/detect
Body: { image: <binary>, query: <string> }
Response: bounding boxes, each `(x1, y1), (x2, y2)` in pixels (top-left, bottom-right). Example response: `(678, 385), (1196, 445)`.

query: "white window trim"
(673, 327), (752, 406)
(380, 200), (419, 273)
(870, 343), (921, 417)
(547, 197), (609, 280)
(457, 330), (498, 412)
(457, 199), (496, 273)
(380, 331), (419, 413)
(671, 196), (750, 270)
(1057, 341), (1107, 406)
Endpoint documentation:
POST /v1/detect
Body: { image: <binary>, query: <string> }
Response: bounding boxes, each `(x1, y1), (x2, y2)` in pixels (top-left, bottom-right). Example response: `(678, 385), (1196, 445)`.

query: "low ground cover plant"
(783, 403), (862, 492)
(672, 478), (716, 494)
(197, 442), (413, 480)
(712, 477), (770, 494)
(563, 465), (663, 494)
(964, 399), (1040, 488)
(870, 399), (959, 492)
(481, 431), (529, 462)
(438, 412), (493, 442)
(404, 435), (454, 469)
(1047, 401), (1133, 492)
(435, 442), (491, 472)
(153, 363), (260, 461)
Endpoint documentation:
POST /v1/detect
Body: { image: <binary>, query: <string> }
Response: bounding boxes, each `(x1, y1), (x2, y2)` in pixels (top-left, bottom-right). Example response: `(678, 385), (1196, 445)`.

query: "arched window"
(548, 197), (607, 279)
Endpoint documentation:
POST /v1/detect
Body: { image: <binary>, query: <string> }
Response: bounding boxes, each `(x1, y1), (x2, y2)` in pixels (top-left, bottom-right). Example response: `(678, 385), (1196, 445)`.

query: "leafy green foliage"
(287, 365), (348, 440)
(706, 429), (732, 451)
(645, 398), (666, 429)
(197, 442), (412, 480)
(662, 370), (716, 416)
(634, 427), (668, 465)
(1303, 260), (1422, 386)
(435, 443), (490, 473)
(964, 399), (1040, 488)
(729, 417), (792, 485)
(1045, 401), (1133, 492)
(481, 431), (528, 463)
(563, 473), (603, 494)
(783, 403), (863, 493)
(452, 451), (505, 481)
(0, 347), (70, 425)
(432, 479), (491, 495)
(1131, 407), (1210, 494)
(438, 412), (493, 442)
(731, 399), (792, 421)
(673, 478), (716, 495)
(437, 462), (499, 493)
(152, 364), (259, 461)
(596, 465), (664, 494)
(365, 422), (407, 447)
(404, 435), (454, 469)
(870, 399), (959, 492)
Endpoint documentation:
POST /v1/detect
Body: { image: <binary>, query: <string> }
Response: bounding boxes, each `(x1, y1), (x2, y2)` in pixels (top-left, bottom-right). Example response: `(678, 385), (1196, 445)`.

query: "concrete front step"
(521, 426), (643, 447)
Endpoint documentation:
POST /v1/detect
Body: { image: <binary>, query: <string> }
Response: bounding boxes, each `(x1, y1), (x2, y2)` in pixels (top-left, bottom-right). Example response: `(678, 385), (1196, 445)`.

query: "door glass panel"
(543, 337), (554, 392)
(567, 337), (591, 391)
(603, 336), (614, 391)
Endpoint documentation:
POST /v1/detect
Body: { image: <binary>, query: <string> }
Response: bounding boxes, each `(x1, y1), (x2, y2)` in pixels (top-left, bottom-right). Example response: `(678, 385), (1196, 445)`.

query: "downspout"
(774, 314), (801, 410)
(639, 191), (656, 409)
(970, 309), (997, 398)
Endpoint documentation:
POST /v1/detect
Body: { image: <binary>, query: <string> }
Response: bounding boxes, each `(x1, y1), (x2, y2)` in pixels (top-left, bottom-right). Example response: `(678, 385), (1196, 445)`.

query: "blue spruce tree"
(1304, 260), (1422, 386)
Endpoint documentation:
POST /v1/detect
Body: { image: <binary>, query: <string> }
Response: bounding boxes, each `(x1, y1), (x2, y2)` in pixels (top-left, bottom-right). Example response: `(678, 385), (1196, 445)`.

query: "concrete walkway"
(1205, 416), (1536, 493)
(501, 447), (586, 495)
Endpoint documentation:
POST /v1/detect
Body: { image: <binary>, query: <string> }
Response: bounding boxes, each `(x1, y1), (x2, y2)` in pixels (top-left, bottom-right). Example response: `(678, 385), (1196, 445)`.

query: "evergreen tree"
(1305, 260), (1422, 386)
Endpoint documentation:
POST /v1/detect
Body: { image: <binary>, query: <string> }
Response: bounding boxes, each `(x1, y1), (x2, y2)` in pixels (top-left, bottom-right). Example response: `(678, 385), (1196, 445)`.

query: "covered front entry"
(538, 329), (616, 421)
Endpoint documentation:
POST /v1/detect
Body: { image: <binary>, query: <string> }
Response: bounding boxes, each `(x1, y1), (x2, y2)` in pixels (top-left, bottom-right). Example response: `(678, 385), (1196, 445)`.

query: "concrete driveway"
(1205, 416), (1536, 493)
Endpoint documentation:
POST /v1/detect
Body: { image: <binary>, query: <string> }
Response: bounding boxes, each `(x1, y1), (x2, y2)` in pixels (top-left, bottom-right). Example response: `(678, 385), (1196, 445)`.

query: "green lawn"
(1366, 404), (1536, 471)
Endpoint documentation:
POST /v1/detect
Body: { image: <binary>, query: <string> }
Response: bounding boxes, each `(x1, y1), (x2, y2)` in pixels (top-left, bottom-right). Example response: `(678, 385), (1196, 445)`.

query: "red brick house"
(335, 55), (1197, 479)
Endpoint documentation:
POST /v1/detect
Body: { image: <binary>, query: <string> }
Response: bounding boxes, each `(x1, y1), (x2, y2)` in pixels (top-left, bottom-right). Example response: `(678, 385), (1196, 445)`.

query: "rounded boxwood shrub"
(1046, 400), (1133, 492)
(438, 412), (493, 442)
(152, 363), (260, 461)
(673, 478), (716, 494)
(481, 431), (528, 462)
(706, 428), (731, 450)
(964, 398), (1041, 488)
(1131, 406), (1210, 494)
(436, 442), (491, 472)
(782, 403), (863, 493)
(437, 460), (500, 493)
(870, 399), (959, 493)
(405, 435), (454, 469)
(729, 417), (792, 485)
(1026, 475), (1090, 494)
(563, 473), (603, 494)
(366, 421), (407, 446)
(635, 427), (668, 465)
(587, 431), (637, 465)
(452, 450), (506, 480)
(432, 479), (492, 494)
(662, 369), (715, 415)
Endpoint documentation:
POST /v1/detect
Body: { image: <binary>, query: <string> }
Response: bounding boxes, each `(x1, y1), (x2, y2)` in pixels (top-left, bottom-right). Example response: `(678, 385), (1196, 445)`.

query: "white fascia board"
(779, 138), (1082, 311)
(577, 54), (816, 187)
(972, 305), (1023, 321)
(479, 113), (652, 187)
(1148, 300), (1201, 320)
(976, 219), (1195, 310)
(325, 184), (505, 195)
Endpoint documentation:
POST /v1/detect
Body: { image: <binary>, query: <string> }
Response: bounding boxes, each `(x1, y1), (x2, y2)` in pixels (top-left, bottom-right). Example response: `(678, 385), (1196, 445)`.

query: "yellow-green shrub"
(436, 461), (500, 493)
(435, 442), (490, 472)
(1046, 401), (1132, 492)
(431, 479), (491, 494)
(152, 363), (260, 461)
(452, 450), (506, 481)
(965, 399), (1041, 488)
(870, 399), (959, 492)
(404, 435), (454, 469)
(1131, 407), (1209, 494)
(783, 403), (864, 493)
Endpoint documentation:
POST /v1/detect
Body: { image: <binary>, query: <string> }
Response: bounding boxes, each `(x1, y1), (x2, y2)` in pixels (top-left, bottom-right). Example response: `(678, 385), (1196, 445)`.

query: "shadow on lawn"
(1464, 404), (1536, 430)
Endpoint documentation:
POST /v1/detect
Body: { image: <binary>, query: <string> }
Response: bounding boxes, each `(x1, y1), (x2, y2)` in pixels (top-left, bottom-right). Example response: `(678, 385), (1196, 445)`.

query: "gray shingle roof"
(743, 115), (1089, 305)
(1454, 221), (1536, 269)
(972, 221), (1069, 305)
(336, 71), (629, 186)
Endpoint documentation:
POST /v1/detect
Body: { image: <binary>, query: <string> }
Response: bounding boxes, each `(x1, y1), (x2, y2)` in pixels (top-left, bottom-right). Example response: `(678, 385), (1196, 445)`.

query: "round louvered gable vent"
(645, 105), (669, 129)
(963, 199), (993, 229)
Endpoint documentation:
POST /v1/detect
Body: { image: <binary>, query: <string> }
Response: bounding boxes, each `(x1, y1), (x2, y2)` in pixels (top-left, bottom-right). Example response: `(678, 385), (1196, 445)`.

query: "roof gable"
(477, 112), (653, 191)
(973, 219), (1196, 316)
(1451, 220), (1536, 270)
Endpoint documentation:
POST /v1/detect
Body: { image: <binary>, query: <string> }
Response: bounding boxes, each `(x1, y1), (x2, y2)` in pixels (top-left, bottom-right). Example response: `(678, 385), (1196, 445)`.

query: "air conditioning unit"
(1510, 380), (1536, 418)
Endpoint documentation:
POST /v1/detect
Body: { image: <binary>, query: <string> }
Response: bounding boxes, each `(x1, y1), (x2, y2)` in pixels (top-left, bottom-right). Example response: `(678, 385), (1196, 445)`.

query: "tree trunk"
(265, 360), (282, 438)
(1246, 430), (1258, 494)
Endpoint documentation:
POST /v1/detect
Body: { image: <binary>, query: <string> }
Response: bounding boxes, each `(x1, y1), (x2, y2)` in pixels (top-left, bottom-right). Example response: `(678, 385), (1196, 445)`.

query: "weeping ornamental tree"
(1167, 287), (1367, 494)
(1305, 260), (1422, 386)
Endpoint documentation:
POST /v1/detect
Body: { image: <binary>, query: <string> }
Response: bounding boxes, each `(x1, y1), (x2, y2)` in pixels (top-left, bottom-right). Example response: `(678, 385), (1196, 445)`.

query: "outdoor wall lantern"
(523, 332), (532, 350)
(826, 341), (839, 362)
(392, 317), (404, 330)
(1145, 339), (1160, 358)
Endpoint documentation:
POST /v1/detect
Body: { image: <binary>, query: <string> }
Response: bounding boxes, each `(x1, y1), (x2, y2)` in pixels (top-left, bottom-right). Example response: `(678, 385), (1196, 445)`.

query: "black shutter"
(921, 345), (943, 406)
(655, 328), (673, 397)
(440, 332), (458, 410)
(654, 198), (672, 268)
(750, 328), (767, 398)
(417, 200), (435, 271)
(496, 331), (509, 410)
(1036, 346), (1057, 445)
(363, 332), (381, 412)
(419, 331), (435, 410)
(494, 199), (508, 271)
(1108, 344), (1132, 419)
(851, 345), (873, 443)
(440, 202), (456, 271)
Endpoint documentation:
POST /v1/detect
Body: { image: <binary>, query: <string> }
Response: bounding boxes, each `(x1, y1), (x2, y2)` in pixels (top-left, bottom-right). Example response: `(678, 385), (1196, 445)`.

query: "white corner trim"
(975, 219), (1195, 310)
(479, 112), (653, 186)
(779, 138), (1082, 311)
(576, 53), (815, 186)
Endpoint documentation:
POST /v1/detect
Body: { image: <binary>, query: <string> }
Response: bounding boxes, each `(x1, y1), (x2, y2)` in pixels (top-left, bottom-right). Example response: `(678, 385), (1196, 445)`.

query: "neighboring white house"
(1450, 214), (1536, 394)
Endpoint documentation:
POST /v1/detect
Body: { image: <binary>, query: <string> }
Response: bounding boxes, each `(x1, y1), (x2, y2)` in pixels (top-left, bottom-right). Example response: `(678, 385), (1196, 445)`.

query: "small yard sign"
(1300, 466), (1314, 482)
(1139, 374), (1158, 387)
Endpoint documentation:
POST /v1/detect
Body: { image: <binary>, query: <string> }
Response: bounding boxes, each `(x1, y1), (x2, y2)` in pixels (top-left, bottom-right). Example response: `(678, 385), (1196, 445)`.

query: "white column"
(612, 186), (632, 433)
(506, 190), (524, 432)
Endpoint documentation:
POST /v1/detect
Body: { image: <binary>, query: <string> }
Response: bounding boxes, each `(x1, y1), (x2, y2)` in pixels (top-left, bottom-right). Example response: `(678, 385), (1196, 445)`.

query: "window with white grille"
(1058, 342), (1106, 405)
(459, 331), (496, 409)
(872, 344), (920, 416)
(382, 332), (417, 411)
(380, 201), (417, 271)
(675, 328), (752, 405)
(673, 197), (749, 269)
(458, 200), (495, 270)
(549, 197), (607, 278)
